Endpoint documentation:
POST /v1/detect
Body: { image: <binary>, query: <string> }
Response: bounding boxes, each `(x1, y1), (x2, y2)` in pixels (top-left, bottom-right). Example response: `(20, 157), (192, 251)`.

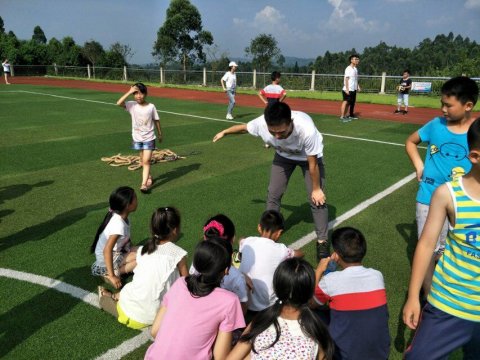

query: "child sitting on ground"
(228, 257), (334, 360)
(313, 227), (390, 360)
(98, 207), (188, 329)
(145, 238), (245, 359)
(190, 214), (249, 314)
(91, 186), (138, 289)
(239, 210), (303, 321)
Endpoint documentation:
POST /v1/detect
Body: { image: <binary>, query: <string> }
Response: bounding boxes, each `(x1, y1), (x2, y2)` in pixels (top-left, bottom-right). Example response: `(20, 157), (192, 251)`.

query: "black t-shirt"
(399, 78), (412, 94)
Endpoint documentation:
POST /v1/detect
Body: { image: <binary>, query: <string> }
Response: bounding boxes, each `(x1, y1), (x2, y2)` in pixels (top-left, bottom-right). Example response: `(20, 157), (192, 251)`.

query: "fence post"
(87, 64), (91, 79)
(123, 66), (127, 82)
(253, 69), (257, 89)
(379, 72), (386, 94)
(160, 67), (164, 84)
(203, 67), (207, 87)
(10, 65), (14, 77)
(54, 63), (58, 76)
(310, 70), (316, 91)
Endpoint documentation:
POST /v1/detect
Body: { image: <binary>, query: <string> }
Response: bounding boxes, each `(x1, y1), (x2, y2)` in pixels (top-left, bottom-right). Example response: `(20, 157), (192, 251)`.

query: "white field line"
(1, 89), (420, 358)
(288, 172), (417, 250)
(5, 90), (427, 148)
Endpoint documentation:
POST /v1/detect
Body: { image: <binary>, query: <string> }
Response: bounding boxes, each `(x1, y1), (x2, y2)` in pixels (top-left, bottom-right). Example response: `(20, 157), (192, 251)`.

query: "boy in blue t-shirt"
(403, 117), (480, 359)
(405, 76), (479, 296)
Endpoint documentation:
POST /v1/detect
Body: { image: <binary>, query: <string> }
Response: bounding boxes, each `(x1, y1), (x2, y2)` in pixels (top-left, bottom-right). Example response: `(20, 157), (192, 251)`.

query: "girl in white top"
(91, 187), (138, 289)
(116, 83), (162, 193)
(2, 59), (11, 84)
(98, 207), (188, 329)
(221, 61), (238, 120)
(227, 258), (334, 360)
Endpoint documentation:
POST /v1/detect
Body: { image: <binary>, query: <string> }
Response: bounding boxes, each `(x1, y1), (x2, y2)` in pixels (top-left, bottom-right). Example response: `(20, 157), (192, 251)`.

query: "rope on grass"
(101, 149), (185, 171)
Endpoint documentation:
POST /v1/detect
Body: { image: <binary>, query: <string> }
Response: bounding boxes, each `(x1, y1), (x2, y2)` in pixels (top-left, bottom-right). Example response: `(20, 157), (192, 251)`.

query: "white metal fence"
(10, 64), (478, 96)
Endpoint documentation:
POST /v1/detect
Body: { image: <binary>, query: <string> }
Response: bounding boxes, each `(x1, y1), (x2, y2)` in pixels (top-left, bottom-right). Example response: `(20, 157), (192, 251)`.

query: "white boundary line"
(288, 172), (417, 249)
(1, 89), (421, 358)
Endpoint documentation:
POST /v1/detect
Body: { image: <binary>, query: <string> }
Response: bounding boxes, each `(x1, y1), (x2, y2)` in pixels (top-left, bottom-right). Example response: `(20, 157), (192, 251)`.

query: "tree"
(82, 40), (105, 77)
(32, 25), (47, 44)
(205, 44), (229, 83)
(245, 33), (281, 85)
(103, 43), (132, 68)
(0, 16), (5, 34)
(153, 0), (213, 81)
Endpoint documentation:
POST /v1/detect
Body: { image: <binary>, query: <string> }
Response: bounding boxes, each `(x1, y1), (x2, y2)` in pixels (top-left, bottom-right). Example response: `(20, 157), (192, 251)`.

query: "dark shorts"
(342, 90), (356, 103)
(132, 139), (155, 150)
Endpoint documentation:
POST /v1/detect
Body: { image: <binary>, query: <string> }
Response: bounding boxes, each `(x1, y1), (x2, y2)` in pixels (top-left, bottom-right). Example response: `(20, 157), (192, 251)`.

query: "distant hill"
(283, 56), (315, 67)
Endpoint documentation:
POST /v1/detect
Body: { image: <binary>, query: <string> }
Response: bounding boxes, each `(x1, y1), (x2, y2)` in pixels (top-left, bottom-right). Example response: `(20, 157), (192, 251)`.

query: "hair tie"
(108, 208), (113, 213)
(154, 234), (160, 239)
(278, 299), (283, 305)
(203, 220), (225, 237)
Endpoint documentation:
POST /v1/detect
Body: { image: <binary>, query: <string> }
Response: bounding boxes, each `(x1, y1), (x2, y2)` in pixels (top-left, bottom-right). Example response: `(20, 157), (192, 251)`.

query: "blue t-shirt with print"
(416, 117), (471, 204)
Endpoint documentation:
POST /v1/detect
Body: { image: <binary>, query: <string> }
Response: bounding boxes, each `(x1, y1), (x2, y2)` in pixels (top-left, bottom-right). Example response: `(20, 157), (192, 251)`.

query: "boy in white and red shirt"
(258, 71), (287, 106)
(314, 227), (390, 360)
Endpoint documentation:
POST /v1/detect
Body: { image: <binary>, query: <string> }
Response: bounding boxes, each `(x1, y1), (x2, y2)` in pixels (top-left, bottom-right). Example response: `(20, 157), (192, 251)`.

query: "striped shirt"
(429, 176), (480, 322)
(260, 84), (286, 104)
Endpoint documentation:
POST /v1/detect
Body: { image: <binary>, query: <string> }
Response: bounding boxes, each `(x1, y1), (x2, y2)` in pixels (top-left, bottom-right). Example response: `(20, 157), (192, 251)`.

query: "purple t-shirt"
(145, 277), (245, 360)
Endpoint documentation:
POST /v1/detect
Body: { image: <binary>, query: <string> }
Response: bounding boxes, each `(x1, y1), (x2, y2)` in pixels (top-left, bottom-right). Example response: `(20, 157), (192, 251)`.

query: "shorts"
(342, 90), (356, 103)
(397, 93), (409, 106)
(416, 202), (448, 254)
(91, 251), (125, 277)
(117, 303), (148, 329)
(132, 139), (155, 151)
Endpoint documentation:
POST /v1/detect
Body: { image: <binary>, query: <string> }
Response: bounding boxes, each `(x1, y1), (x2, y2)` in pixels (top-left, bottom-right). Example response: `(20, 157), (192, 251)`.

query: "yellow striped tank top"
(428, 176), (480, 321)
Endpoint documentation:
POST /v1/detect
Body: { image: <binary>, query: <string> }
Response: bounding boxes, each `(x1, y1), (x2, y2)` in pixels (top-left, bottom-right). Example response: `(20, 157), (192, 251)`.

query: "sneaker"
(339, 116), (351, 123)
(394, 109), (401, 114)
(348, 116), (358, 120)
(403, 110), (408, 115)
(316, 240), (330, 262)
(226, 114), (234, 120)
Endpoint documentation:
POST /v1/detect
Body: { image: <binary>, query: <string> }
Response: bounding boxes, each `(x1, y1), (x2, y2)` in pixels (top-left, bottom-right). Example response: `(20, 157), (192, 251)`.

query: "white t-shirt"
(343, 65), (358, 92)
(125, 101), (160, 142)
(246, 111), (324, 161)
(239, 236), (294, 311)
(189, 263), (248, 303)
(94, 213), (130, 267)
(2, 62), (10, 72)
(119, 242), (187, 324)
(222, 71), (237, 90)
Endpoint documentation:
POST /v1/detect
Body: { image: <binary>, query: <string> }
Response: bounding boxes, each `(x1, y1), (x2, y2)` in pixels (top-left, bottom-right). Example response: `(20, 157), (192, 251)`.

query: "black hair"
(203, 214), (236, 243)
(90, 186), (135, 253)
(240, 258), (334, 359)
(271, 71), (281, 82)
(467, 117), (480, 151)
(264, 102), (292, 127)
(349, 54), (360, 61)
(259, 210), (285, 233)
(141, 207), (181, 255)
(134, 82), (148, 95)
(331, 227), (366, 263)
(185, 238), (231, 298)
(441, 76), (478, 105)
(403, 69), (410, 75)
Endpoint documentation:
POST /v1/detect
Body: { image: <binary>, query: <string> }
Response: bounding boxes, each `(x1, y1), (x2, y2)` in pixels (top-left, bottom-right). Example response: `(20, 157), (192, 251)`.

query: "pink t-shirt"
(145, 277), (245, 360)
(125, 101), (159, 142)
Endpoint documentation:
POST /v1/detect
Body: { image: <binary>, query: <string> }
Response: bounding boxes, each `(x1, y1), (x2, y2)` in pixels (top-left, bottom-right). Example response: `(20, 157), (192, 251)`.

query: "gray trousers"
(266, 153), (328, 240)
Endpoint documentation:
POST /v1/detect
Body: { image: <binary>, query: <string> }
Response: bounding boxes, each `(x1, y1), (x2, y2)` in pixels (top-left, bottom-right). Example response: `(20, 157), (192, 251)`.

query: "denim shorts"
(132, 139), (155, 150)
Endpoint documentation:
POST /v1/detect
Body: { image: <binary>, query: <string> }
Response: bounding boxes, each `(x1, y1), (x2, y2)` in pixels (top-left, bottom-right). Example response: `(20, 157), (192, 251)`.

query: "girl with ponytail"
(146, 238), (246, 360)
(98, 207), (187, 329)
(227, 258), (334, 360)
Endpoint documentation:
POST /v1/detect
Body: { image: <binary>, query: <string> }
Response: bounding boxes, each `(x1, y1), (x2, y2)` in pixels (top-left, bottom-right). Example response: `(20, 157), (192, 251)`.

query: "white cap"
(229, 61), (238, 67)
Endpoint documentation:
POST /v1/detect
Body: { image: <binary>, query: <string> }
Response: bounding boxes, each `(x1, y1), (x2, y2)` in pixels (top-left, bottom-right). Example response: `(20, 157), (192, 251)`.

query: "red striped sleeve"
(329, 289), (387, 311)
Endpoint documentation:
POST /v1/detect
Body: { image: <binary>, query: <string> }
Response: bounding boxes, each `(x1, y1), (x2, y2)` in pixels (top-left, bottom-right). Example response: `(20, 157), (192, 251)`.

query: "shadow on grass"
(234, 112), (257, 120)
(0, 180), (54, 204)
(0, 202), (108, 253)
(0, 265), (92, 358)
(150, 163), (201, 190)
(0, 209), (15, 222)
(394, 220), (417, 353)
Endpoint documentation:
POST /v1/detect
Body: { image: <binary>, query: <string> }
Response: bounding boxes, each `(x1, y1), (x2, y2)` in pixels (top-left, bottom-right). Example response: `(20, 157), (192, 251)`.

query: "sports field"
(0, 81), (463, 359)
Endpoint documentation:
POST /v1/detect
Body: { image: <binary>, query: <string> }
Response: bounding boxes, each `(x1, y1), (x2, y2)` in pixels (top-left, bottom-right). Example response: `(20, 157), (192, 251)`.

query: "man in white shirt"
(213, 102), (330, 261)
(221, 61), (238, 120)
(340, 54), (361, 122)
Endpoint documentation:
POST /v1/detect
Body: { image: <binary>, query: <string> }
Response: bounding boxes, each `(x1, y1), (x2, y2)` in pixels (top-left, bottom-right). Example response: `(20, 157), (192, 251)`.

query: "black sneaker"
(348, 115), (358, 120)
(316, 240), (330, 262)
(403, 110), (408, 115)
(394, 109), (401, 114)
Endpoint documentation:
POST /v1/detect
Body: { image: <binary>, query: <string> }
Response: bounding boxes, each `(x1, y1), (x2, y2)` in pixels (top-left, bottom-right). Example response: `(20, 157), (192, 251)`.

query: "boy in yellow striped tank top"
(403, 117), (480, 359)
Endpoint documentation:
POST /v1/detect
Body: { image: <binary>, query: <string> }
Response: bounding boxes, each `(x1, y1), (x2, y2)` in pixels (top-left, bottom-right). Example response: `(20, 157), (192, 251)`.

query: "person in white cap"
(221, 61), (238, 120)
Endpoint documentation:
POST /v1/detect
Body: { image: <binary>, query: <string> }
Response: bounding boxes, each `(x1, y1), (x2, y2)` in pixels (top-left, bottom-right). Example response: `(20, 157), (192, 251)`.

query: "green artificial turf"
(0, 83), (462, 359)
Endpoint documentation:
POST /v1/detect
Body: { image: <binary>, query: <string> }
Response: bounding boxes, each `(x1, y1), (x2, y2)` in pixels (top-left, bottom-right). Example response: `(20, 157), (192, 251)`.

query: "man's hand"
(311, 188), (326, 206)
(213, 131), (225, 142)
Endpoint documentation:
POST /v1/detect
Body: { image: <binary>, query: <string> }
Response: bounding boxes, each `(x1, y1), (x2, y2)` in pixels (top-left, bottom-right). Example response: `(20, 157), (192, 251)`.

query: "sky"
(2, 0), (480, 65)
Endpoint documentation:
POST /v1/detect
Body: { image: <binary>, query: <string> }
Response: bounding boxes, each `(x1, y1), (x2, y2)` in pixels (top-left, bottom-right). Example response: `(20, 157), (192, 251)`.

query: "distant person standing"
(395, 69), (412, 114)
(258, 71), (287, 106)
(2, 59), (11, 85)
(340, 54), (361, 122)
(221, 61), (238, 120)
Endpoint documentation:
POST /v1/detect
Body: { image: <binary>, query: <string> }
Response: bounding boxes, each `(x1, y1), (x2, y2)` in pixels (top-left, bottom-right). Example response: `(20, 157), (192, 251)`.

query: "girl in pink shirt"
(145, 238), (245, 360)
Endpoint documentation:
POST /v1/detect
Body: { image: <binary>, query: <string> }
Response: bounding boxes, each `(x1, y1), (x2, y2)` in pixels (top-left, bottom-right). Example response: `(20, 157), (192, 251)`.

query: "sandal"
(146, 175), (153, 187)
